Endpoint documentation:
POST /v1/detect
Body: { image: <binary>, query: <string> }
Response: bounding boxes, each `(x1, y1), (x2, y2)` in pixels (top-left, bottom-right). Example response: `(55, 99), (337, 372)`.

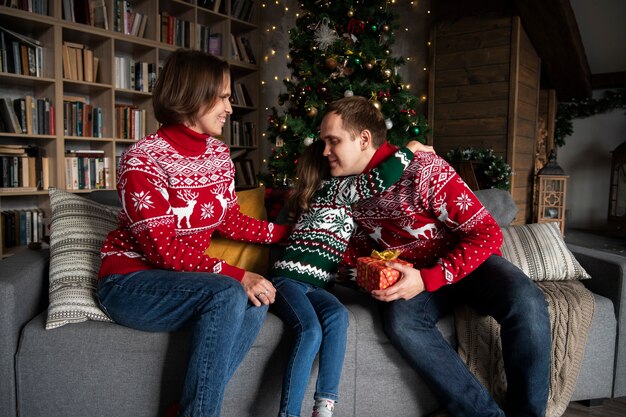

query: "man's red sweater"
(99, 124), (288, 281)
(345, 142), (503, 292)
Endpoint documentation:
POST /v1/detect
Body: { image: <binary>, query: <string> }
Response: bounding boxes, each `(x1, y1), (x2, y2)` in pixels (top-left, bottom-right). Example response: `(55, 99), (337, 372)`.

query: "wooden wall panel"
(430, 14), (541, 224)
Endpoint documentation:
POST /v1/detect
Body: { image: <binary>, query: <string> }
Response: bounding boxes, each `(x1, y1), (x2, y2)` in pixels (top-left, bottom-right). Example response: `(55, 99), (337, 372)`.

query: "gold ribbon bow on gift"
(370, 249), (402, 261)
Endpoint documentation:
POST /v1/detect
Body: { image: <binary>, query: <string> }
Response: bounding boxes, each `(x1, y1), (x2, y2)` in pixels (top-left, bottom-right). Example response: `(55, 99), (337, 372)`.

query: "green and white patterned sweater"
(270, 147), (414, 287)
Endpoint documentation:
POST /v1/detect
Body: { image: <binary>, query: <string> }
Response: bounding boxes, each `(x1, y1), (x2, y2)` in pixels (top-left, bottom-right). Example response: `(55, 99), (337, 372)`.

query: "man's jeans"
(382, 255), (551, 417)
(97, 270), (267, 417)
(272, 277), (349, 417)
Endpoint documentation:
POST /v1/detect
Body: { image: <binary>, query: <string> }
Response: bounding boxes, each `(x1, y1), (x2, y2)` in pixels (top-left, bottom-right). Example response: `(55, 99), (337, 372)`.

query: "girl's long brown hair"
(287, 140), (330, 221)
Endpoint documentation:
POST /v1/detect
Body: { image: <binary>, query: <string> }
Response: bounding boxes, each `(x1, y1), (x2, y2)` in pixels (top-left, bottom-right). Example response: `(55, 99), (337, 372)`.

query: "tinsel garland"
(445, 147), (512, 190)
(555, 89), (626, 147)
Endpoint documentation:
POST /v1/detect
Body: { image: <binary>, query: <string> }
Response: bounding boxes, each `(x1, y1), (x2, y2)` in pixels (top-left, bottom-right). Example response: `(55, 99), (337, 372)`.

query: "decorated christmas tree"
(263, 0), (429, 186)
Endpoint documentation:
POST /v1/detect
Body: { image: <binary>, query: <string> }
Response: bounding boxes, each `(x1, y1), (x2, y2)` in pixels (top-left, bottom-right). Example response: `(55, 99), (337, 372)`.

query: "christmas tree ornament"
(306, 106), (318, 117)
(325, 56), (338, 70)
(382, 68), (392, 78)
(347, 7), (355, 18)
(276, 136), (284, 148)
(365, 62), (374, 70)
(280, 123), (288, 132)
(411, 125), (421, 136)
(303, 134), (315, 146)
(371, 99), (382, 111)
(314, 18), (340, 51)
(385, 118), (393, 129)
(344, 89), (354, 97)
(382, 24), (390, 33)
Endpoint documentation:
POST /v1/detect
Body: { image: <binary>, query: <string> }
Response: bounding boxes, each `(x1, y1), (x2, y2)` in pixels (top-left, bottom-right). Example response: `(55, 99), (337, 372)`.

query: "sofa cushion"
(500, 222), (591, 281)
(47, 188), (119, 329)
(205, 186), (270, 275)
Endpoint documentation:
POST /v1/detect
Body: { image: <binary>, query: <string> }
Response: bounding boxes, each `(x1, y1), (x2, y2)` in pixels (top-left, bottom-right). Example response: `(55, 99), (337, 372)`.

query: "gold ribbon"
(370, 249), (401, 261)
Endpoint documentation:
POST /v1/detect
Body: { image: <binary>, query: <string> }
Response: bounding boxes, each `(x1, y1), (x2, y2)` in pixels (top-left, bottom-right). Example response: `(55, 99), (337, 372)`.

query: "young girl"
(270, 138), (423, 417)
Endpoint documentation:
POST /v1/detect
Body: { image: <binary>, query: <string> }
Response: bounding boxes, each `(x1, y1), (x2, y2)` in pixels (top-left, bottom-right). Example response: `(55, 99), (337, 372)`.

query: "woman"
(97, 49), (289, 417)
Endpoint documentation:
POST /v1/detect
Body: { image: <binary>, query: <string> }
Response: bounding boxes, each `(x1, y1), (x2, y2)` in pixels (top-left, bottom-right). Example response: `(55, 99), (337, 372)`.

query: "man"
(319, 96), (550, 417)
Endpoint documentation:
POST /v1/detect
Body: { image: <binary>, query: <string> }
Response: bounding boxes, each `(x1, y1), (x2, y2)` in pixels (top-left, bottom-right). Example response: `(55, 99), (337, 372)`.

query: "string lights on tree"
(260, 0), (429, 186)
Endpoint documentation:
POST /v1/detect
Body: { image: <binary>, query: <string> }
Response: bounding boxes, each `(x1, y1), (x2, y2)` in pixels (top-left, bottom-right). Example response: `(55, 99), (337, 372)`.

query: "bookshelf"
(0, 0), (261, 259)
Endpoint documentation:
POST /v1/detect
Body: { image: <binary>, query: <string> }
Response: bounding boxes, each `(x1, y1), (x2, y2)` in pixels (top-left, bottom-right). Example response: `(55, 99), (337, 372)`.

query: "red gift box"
(356, 250), (413, 292)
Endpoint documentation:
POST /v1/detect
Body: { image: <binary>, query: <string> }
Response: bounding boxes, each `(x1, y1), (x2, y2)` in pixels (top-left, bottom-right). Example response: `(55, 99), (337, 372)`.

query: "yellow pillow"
(205, 186), (270, 275)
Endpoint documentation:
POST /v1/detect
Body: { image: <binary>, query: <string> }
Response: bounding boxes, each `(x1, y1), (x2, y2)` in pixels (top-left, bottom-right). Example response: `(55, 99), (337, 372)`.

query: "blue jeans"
(382, 255), (550, 417)
(97, 269), (267, 417)
(271, 277), (349, 417)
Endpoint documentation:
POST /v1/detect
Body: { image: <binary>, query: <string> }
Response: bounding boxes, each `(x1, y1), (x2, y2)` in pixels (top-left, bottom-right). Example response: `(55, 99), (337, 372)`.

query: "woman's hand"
(406, 140), (435, 155)
(241, 271), (276, 306)
(371, 262), (425, 302)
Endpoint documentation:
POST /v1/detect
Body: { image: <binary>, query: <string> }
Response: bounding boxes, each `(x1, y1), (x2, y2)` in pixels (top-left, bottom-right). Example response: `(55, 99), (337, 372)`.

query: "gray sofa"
(1, 189), (624, 417)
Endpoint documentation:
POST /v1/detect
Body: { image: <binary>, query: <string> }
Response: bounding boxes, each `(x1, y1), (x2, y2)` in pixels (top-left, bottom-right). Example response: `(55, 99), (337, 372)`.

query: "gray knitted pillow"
(46, 188), (119, 329)
(500, 222), (591, 281)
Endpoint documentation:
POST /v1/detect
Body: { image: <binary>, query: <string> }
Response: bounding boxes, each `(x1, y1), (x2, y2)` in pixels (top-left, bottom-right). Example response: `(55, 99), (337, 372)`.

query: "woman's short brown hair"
(324, 96), (387, 147)
(152, 49), (230, 125)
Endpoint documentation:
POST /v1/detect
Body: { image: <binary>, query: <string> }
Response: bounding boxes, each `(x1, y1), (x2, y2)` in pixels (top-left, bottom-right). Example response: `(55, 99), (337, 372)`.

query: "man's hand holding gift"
(356, 250), (424, 301)
(371, 261), (425, 302)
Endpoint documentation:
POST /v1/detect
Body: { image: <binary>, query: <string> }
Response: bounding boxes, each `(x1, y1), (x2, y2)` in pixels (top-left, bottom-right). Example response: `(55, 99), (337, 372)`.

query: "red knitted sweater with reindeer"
(98, 124), (288, 281)
(344, 142), (503, 292)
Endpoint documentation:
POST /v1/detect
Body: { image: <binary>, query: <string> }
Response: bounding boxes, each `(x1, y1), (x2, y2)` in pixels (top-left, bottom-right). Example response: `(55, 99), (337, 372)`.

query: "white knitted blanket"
(455, 280), (595, 417)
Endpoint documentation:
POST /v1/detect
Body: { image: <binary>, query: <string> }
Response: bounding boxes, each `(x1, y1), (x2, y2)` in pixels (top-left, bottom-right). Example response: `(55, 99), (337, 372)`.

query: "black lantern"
(608, 140), (626, 236)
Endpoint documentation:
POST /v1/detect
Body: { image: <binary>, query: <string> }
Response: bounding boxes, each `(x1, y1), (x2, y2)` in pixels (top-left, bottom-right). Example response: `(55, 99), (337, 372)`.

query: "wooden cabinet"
(0, 0), (261, 258)
(429, 15), (541, 224)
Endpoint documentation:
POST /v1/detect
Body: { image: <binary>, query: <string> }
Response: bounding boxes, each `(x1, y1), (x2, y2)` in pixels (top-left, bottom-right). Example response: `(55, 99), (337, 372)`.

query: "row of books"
(114, 58), (157, 92)
(62, 41), (100, 82)
(63, 97), (104, 138)
(230, 34), (256, 64)
(231, 0), (255, 22)
(1, 0), (49, 15)
(62, 0), (108, 29)
(2, 208), (46, 249)
(159, 12), (191, 48)
(198, 27), (221, 56)
(230, 82), (253, 107)
(65, 150), (112, 190)
(113, 1), (148, 37)
(115, 105), (146, 140)
(0, 97), (55, 135)
(0, 26), (43, 77)
(230, 120), (256, 147)
(233, 158), (257, 187)
(0, 145), (49, 192)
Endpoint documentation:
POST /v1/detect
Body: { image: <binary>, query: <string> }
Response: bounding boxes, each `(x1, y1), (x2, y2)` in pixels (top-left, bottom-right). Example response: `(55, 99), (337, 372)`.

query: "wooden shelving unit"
(0, 0), (261, 258)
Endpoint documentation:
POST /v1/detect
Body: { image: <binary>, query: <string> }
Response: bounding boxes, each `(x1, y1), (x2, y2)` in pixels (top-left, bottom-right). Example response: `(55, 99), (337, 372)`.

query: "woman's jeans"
(272, 277), (349, 417)
(97, 269), (267, 417)
(382, 255), (551, 417)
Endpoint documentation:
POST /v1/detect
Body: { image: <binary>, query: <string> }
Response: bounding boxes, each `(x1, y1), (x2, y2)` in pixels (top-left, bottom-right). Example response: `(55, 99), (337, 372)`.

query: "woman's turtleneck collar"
(158, 124), (211, 156)
(363, 141), (399, 172)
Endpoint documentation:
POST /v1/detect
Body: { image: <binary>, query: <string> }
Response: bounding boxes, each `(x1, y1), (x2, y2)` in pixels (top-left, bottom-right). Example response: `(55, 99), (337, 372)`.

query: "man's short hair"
(324, 96), (387, 148)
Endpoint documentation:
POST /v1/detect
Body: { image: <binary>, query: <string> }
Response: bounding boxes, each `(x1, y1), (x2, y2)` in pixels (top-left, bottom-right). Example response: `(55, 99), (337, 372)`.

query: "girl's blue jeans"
(271, 277), (349, 417)
(97, 270), (267, 417)
(382, 254), (551, 417)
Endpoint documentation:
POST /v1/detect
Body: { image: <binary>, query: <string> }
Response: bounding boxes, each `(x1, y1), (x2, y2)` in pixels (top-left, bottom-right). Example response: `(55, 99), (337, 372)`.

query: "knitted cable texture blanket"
(455, 280), (595, 417)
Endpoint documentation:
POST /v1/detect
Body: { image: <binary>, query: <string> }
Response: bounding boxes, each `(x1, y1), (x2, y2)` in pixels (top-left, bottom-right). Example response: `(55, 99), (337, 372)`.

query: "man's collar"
(364, 141), (399, 172)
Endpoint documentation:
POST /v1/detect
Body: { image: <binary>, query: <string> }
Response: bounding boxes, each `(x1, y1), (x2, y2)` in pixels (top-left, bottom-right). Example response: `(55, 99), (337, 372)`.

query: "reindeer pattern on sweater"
(99, 124), (288, 281)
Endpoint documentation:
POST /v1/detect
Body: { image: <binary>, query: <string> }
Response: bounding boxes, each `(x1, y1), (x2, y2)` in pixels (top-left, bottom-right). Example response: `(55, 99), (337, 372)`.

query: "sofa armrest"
(0, 248), (49, 417)
(567, 243), (626, 398)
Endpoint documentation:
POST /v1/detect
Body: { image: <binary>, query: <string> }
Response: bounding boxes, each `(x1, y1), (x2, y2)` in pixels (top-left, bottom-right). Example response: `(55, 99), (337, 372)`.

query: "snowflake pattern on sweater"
(270, 147), (414, 287)
(346, 146), (503, 292)
(99, 124), (288, 281)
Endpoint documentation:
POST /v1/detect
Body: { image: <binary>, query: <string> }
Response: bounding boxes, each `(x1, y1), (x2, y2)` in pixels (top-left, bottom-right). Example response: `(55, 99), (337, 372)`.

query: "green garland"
(445, 147), (512, 190)
(555, 89), (626, 147)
